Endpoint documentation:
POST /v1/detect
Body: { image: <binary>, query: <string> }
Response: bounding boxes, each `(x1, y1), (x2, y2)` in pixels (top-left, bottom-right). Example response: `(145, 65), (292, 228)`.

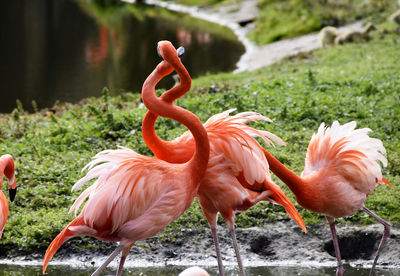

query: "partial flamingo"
(42, 44), (210, 276)
(0, 154), (17, 238)
(262, 121), (391, 276)
(142, 41), (306, 276)
(179, 266), (210, 276)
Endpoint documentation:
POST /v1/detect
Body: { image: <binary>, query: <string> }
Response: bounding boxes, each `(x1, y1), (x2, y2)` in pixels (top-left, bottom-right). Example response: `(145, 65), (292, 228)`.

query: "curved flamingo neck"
(142, 62), (175, 161)
(142, 112), (173, 161)
(142, 60), (209, 185)
(142, 53), (192, 162)
(262, 149), (304, 196)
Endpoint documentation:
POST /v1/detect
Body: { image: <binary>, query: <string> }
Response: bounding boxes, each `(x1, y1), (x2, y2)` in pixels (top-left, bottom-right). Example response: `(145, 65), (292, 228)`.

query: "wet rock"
(163, 249), (178, 258)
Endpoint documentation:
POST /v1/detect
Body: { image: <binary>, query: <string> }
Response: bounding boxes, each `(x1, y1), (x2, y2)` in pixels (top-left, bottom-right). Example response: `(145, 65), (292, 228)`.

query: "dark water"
(0, 0), (244, 113)
(0, 264), (399, 276)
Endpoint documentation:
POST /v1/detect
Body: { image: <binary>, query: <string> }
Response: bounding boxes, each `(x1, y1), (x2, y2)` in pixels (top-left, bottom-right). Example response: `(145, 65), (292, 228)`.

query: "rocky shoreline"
(122, 0), (366, 72)
(3, 222), (400, 270)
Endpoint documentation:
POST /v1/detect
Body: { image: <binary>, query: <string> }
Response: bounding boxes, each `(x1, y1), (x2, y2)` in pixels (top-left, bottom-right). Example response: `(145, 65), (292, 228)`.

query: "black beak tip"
(9, 187), (17, 202)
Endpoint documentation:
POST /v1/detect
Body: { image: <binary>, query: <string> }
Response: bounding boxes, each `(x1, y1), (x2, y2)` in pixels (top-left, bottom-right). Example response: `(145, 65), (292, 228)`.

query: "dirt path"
(123, 0), (365, 72)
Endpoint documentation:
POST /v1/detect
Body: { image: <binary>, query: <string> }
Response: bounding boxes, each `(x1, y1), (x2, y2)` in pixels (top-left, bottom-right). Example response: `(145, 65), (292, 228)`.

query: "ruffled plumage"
(147, 109), (305, 231)
(69, 146), (191, 234)
(174, 109), (285, 185)
(303, 121), (388, 195)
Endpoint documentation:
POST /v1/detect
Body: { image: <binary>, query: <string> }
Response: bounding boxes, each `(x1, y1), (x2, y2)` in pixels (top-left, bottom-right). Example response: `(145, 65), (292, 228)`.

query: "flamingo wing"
(192, 111), (306, 230)
(69, 146), (189, 235)
(303, 121), (388, 195)
(177, 109), (285, 185)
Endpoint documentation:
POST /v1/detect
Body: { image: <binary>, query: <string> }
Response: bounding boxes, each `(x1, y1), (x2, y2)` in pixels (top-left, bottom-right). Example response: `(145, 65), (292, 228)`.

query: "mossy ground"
(0, 16), (399, 256)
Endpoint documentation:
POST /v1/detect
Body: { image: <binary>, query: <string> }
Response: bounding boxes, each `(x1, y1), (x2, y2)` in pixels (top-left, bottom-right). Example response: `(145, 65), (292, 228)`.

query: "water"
(0, 0), (244, 113)
(0, 264), (399, 276)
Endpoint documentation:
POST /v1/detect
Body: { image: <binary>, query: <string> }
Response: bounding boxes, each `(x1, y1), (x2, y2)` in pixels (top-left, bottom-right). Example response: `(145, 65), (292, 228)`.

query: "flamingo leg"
(91, 244), (124, 276)
(363, 207), (391, 276)
(116, 243), (134, 276)
(229, 227), (246, 276)
(326, 217), (344, 276)
(210, 226), (225, 276)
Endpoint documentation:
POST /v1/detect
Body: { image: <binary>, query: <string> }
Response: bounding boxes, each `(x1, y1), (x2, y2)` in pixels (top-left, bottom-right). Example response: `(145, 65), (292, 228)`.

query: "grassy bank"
(249, 0), (397, 45)
(1, 24), (399, 257)
(173, 0), (398, 45)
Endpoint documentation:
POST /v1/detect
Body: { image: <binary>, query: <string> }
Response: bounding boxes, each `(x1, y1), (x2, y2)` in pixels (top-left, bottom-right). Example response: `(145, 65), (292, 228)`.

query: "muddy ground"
(9, 222), (399, 270)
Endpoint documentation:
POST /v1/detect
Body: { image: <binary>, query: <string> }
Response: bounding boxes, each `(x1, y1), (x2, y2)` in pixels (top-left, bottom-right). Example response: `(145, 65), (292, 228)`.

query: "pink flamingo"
(0, 154), (17, 238)
(142, 41), (306, 276)
(42, 44), (210, 276)
(262, 121), (391, 276)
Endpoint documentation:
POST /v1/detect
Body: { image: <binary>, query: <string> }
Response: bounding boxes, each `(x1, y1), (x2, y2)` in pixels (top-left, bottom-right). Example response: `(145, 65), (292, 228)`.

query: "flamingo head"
(157, 40), (184, 67)
(1, 154), (17, 202)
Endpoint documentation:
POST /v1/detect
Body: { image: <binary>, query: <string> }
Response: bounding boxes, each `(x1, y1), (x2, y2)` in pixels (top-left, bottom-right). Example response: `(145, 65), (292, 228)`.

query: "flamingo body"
(297, 121), (389, 218)
(43, 142), (205, 275)
(263, 121), (391, 275)
(0, 191), (8, 237)
(142, 41), (305, 276)
(71, 147), (197, 239)
(163, 110), (304, 229)
(43, 41), (210, 276)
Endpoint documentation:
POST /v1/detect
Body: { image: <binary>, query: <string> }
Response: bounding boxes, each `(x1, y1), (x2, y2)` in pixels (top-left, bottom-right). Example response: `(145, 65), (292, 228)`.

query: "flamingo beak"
(157, 47), (162, 58)
(177, 46), (185, 58)
(9, 187), (17, 202)
(157, 46), (185, 59)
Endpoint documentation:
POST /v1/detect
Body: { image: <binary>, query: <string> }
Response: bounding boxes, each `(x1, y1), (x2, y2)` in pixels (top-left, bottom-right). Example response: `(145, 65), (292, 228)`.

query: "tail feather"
(43, 217), (86, 274)
(265, 180), (307, 233)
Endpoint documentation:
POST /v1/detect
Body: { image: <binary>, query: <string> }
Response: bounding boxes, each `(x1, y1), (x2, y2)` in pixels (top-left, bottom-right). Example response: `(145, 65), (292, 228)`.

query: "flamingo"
(179, 266), (210, 276)
(0, 154), (17, 238)
(142, 41), (306, 276)
(42, 44), (210, 276)
(262, 121), (391, 276)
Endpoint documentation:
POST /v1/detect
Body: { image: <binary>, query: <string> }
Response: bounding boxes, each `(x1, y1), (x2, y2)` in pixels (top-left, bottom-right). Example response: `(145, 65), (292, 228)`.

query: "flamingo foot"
(326, 217), (344, 276)
(210, 227), (225, 276)
(116, 242), (134, 276)
(229, 227), (246, 276)
(363, 207), (391, 276)
(91, 244), (124, 276)
(116, 256), (126, 276)
(336, 264), (344, 276)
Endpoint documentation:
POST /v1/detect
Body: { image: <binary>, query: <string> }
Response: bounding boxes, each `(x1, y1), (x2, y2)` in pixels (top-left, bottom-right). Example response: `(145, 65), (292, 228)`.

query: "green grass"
(249, 0), (398, 45)
(1, 25), (399, 256)
(172, 0), (229, 7)
(169, 0), (398, 45)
